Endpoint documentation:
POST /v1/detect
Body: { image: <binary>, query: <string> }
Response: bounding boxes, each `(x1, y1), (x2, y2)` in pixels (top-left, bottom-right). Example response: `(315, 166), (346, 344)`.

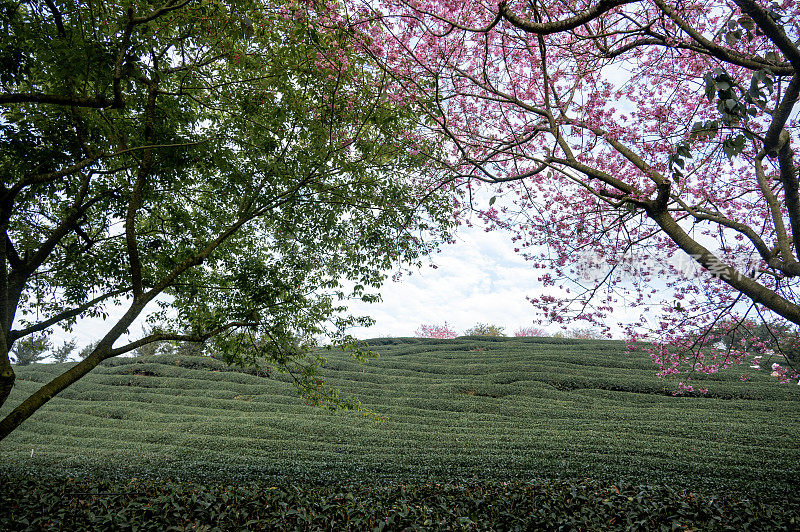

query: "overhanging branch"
(498, 0), (637, 35)
(9, 289), (128, 342)
(109, 321), (259, 357)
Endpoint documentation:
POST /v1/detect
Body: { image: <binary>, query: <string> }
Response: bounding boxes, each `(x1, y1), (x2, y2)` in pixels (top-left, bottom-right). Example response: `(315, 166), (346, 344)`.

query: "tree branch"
(734, 0), (800, 70)
(498, 0), (637, 35)
(776, 140), (800, 263)
(0, 93), (119, 108)
(649, 209), (800, 326)
(42, 0), (66, 38)
(20, 156), (101, 186)
(761, 75), (800, 158)
(674, 200), (788, 274)
(400, 2), (503, 34)
(131, 0), (193, 25)
(4, 235), (22, 271)
(652, 0), (792, 74)
(9, 289), (127, 342)
(126, 84), (159, 299)
(108, 321), (258, 357)
(14, 193), (105, 282)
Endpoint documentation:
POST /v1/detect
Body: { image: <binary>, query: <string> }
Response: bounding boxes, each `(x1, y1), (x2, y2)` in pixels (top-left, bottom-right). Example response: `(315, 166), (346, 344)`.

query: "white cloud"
(347, 222), (549, 338)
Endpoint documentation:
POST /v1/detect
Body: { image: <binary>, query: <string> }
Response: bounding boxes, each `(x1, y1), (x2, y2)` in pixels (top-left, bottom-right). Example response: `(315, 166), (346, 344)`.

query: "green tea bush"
(3, 338), (799, 496)
(2, 476), (798, 531)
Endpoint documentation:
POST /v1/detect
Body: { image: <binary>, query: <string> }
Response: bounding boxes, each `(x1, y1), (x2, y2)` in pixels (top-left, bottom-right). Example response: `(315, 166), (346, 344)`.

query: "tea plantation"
(2, 337), (799, 529)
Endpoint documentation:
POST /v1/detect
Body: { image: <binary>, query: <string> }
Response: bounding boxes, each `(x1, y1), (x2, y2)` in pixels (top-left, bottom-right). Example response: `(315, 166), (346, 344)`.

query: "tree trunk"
(0, 346), (108, 441)
(0, 354), (14, 412)
(0, 293), (154, 441)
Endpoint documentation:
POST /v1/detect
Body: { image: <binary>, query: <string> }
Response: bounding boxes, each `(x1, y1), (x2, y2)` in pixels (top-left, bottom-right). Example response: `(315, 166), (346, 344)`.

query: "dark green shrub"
(2, 476), (798, 531)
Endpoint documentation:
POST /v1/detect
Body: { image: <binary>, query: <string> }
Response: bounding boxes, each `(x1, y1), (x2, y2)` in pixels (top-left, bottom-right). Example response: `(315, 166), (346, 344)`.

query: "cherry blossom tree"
(514, 326), (547, 337)
(337, 0), (800, 387)
(415, 322), (459, 338)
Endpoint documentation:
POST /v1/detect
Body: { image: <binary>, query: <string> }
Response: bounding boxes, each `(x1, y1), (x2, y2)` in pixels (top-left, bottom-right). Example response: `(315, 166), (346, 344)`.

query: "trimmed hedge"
(2, 476), (798, 531)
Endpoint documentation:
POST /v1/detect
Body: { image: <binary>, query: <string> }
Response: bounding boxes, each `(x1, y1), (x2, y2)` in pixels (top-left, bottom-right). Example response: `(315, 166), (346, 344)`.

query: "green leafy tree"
(464, 323), (506, 337)
(51, 339), (77, 363)
(0, 0), (452, 440)
(9, 335), (50, 366)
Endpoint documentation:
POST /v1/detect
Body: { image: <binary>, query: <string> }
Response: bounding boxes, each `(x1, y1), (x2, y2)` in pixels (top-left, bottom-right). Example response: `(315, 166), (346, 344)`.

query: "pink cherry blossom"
(331, 0), (800, 390)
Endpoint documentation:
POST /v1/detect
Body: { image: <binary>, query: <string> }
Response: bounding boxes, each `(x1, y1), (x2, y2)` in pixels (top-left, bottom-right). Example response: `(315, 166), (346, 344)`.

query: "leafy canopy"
(0, 0), (453, 439)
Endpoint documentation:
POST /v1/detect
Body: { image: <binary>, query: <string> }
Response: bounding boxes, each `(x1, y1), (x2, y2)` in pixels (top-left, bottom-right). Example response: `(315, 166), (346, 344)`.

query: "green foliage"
(1, 339), (798, 495)
(2, 476), (798, 531)
(77, 341), (99, 361)
(51, 339), (77, 364)
(10, 335), (50, 366)
(0, 0), (453, 435)
(463, 323), (506, 337)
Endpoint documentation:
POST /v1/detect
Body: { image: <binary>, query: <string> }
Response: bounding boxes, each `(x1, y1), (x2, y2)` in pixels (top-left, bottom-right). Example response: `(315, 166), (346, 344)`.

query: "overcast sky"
(347, 221), (549, 338)
(349, 212), (678, 339)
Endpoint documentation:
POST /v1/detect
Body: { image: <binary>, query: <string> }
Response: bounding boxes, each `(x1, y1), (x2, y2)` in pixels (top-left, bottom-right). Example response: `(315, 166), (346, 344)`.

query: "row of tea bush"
(3, 475), (798, 531)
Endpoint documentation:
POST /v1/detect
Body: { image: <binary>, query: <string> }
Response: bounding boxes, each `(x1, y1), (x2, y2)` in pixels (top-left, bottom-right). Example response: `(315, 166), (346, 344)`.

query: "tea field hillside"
(2, 336), (798, 496)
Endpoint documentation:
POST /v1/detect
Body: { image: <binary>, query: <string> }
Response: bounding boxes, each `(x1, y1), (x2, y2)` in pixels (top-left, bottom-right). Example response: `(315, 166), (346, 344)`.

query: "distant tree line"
(415, 323), (607, 339)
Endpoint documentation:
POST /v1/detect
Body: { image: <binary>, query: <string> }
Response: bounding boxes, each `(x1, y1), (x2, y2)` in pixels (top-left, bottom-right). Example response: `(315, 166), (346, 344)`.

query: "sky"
(346, 221), (549, 339)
